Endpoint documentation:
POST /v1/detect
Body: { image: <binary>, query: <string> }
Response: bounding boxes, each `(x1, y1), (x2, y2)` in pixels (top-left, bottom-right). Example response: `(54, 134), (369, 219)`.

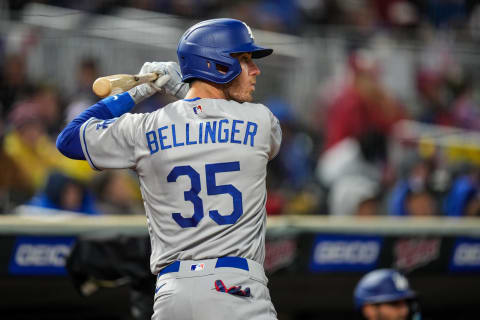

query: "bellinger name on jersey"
(145, 119), (258, 155)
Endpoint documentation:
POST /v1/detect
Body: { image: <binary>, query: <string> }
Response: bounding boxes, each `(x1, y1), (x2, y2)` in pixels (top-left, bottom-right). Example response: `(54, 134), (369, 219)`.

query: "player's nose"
(249, 61), (260, 76)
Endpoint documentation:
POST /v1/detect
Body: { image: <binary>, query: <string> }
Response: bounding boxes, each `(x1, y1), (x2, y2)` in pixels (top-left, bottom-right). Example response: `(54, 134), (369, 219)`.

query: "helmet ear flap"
(179, 46), (241, 84)
(215, 63), (229, 75)
(205, 60), (230, 76)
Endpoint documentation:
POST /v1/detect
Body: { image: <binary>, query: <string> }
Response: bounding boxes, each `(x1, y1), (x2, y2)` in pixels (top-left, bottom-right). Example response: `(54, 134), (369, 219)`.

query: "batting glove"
(127, 62), (189, 104)
(148, 61), (189, 99)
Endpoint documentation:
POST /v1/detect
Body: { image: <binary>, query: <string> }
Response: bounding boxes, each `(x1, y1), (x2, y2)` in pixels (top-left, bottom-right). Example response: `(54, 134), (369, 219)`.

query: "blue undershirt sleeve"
(56, 92), (134, 160)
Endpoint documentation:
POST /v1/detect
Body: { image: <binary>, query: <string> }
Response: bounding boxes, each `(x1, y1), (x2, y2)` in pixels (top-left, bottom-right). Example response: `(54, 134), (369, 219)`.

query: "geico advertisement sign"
(310, 235), (382, 272)
(450, 237), (480, 272)
(9, 236), (75, 275)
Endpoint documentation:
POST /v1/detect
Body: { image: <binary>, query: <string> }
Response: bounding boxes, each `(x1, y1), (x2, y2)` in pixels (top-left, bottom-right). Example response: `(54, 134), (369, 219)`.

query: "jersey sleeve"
(267, 108), (282, 160)
(79, 112), (145, 170)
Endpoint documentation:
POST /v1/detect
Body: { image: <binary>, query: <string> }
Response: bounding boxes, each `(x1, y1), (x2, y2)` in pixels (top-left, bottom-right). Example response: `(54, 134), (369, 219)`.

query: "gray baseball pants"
(152, 257), (277, 320)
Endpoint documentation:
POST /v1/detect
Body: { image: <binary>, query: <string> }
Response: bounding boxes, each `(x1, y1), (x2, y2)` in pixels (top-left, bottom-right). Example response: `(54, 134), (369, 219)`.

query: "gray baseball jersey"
(80, 98), (282, 274)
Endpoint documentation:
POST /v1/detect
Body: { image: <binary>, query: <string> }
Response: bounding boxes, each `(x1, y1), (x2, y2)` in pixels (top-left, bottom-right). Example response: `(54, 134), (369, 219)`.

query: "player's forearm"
(56, 92), (135, 159)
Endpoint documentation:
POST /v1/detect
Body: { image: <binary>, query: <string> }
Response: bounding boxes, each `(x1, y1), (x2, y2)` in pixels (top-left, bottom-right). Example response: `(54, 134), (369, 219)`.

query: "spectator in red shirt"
(317, 48), (407, 200)
(324, 49), (406, 151)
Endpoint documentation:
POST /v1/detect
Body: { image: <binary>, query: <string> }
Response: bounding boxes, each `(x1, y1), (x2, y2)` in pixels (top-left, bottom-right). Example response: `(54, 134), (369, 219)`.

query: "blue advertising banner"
(8, 236), (76, 276)
(309, 234), (383, 272)
(449, 237), (480, 272)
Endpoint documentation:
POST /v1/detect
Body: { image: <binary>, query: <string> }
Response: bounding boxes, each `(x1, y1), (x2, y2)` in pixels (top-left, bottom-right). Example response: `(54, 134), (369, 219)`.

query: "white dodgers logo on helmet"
(393, 273), (409, 290)
(242, 22), (254, 40)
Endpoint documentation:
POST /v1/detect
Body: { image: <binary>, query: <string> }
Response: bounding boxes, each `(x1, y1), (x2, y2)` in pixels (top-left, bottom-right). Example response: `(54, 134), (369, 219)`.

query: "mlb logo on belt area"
(191, 263), (205, 271)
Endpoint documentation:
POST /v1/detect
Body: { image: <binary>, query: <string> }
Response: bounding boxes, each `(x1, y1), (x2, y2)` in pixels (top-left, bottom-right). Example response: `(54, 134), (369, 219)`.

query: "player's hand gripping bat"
(92, 73), (166, 98)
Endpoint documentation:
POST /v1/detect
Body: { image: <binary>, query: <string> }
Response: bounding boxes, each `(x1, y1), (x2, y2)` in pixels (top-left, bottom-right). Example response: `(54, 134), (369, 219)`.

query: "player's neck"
(184, 80), (227, 100)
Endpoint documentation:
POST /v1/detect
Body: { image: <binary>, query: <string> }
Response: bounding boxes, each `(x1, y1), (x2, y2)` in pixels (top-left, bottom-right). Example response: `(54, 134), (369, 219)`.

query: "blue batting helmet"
(177, 18), (273, 84)
(354, 269), (417, 309)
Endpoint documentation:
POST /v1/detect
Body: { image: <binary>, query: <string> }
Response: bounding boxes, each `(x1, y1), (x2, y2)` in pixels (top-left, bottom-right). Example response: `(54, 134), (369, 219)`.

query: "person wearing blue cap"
(354, 269), (421, 320)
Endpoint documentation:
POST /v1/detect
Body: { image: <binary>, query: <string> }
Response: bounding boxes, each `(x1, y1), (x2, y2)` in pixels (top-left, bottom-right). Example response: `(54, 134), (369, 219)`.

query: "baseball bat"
(92, 73), (159, 98)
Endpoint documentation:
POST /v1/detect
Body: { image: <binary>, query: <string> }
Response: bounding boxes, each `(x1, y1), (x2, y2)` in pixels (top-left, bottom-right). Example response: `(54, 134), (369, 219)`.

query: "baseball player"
(354, 269), (421, 320)
(57, 18), (281, 320)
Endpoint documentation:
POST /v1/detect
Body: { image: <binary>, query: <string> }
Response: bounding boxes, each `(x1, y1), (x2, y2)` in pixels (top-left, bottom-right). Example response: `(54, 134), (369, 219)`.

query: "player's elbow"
(56, 127), (86, 160)
(56, 130), (70, 157)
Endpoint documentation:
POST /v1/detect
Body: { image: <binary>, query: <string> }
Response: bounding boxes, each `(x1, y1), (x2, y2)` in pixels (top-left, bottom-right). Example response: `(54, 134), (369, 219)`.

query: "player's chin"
(243, 95), (254, 103)
(232, 93), (254, 103)
(243, 91), (254, 102)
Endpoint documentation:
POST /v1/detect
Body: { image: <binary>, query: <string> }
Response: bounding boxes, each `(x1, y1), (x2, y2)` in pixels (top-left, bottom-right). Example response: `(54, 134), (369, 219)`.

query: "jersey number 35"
(167, 161), (243, 228)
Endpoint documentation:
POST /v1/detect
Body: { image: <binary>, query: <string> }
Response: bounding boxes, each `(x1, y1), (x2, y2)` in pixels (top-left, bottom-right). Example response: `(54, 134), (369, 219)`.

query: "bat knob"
(92, 78), (112, 98)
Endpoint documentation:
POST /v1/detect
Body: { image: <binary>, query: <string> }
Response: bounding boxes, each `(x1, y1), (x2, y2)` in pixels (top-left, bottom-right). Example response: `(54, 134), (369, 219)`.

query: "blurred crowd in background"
(5, 0), (480, 36)
(2, 0), (480, 218)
